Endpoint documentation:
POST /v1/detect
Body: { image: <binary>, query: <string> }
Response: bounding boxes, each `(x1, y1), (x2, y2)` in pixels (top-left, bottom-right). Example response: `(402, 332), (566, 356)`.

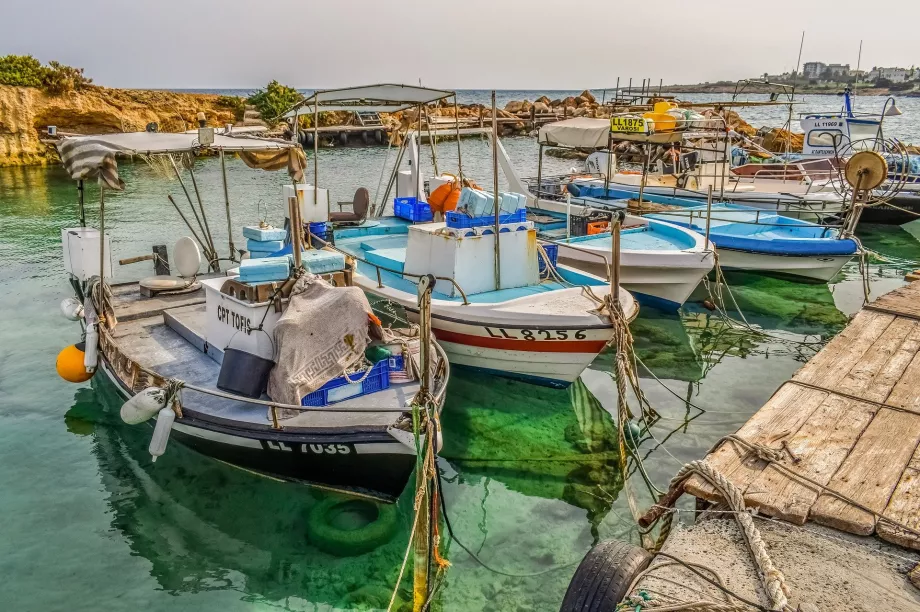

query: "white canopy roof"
(538, 118), (612, 148)
(284, 83), (455, 117)
(57, 131), (295, 156)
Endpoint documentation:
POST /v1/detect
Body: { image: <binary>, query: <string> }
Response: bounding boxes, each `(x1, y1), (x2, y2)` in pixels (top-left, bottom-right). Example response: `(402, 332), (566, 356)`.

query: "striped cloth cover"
(55, 138), (127, 190)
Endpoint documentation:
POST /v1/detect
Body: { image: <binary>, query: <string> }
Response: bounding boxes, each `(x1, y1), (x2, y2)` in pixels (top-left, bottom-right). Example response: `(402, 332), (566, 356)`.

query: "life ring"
(306, 497), (398, 557)
(559, 540), (653, 611)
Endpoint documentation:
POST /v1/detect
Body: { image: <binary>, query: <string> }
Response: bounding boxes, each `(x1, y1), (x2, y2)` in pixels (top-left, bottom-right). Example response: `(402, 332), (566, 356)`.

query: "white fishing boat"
(53, 130), (449, 502)
(282, 85), (640, 387)
(497, 138), (714, 310)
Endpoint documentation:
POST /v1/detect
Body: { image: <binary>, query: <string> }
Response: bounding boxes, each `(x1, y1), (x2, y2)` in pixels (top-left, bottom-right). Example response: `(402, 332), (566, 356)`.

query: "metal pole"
(637, 145), (651, 208)
(705, 185), (714, 246)
(99, 186), (105, 281)
(416, 104), (423, 204)
(77, 180), (86, 227)
(423, 106), (439, 176)
(169, 156), (214, 265)
(535, 143), (544, 207)
(187, 165), (218, 272)
(492, 90), (501, 290)
(219, 148), (236, 261)
(313, 94), (319, 189)
(453, 94), (464, 183)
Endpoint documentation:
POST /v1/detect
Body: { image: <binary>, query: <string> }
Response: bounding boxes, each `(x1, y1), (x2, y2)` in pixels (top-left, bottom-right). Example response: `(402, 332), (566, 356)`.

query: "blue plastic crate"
(388, 353), (405, 372)
(538, 243), (559, 274)
(394, 197), (433, 222)
(445, 208), (526, 229)
(301, 360), (391, 406)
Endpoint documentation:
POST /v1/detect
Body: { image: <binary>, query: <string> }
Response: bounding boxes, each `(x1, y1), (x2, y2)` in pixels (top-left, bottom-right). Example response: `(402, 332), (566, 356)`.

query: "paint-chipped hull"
(99, 359), (420, 502)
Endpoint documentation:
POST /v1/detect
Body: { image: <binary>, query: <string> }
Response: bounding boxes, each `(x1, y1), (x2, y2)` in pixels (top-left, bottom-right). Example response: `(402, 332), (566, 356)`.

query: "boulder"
(573, 107), (588, 117)
(563, 96), (577, 108)
(564, 106), (577, 116)
(574, 96), (588, 107)
(520, 100), (533, 114)
(579, 90), (596, 104)
(549, 98), (562, 107)
(504, 100), (524, 114)
(533, 101), (550, 114)
(536, 95), (551, 105)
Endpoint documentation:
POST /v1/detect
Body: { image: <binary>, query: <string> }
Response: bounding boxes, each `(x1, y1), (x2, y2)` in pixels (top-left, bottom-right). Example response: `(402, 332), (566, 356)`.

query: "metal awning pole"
(637, 144), (650, 208)
(423, 106), (439, 176)
(705, 185), (714, 246)
(99, 186), (105, 281)
(219, 148), (236, 262)
(492, 90), (501, 291)
(535, 142), (544, 207)
(313, 95), (319, 189)
(604, 132), (613, 195)
(77, 180), (86, 227)
(453, 94), (464, 182)
(289, 196), (303, 270)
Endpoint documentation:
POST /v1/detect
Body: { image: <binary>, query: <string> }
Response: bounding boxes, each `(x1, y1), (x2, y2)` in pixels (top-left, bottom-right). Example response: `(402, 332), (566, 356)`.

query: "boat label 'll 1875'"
(610, 116), (649, 134)
(485, 327), (587, 340)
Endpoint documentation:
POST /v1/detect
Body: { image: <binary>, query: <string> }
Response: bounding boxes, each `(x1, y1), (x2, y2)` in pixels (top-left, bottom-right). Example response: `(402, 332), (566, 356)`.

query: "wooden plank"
(877, 445), (920, 550)
(869, 283), (920, 320)
(837, 318), (920, 401)
(865, 322), (920, 403)
(810, 408), (920, 535)
(684, 384), (828, 501)
(793, 310), (894, 388)
(743, 394), (878, 524)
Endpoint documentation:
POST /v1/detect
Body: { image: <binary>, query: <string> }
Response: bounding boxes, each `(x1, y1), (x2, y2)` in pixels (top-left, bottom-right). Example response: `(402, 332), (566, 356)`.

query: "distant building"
(826, 63), (850, 77)
(803, 62), (826, 79)
(868, 67), (912, 83)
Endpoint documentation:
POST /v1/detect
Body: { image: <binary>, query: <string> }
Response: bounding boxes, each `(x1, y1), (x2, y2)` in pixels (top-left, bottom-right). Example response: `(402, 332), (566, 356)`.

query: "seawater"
(2, 130), (920, 611)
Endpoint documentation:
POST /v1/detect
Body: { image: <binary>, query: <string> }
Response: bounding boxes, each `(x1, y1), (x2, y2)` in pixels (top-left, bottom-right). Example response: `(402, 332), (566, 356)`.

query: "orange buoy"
(56, 343), (94, 383)
(428, 181), (462, 214)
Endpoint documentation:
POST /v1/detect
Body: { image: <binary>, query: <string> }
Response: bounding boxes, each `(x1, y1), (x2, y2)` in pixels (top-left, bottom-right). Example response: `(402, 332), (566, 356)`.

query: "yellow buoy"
(56, 343), (94, 383)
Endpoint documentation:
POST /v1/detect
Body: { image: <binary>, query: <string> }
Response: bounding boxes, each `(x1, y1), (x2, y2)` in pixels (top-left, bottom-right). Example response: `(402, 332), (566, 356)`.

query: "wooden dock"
(686, 281), (920, 550)
(628, 283), (920, 611)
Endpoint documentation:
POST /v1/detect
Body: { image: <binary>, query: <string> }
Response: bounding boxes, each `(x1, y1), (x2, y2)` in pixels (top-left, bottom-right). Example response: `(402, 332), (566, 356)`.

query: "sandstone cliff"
(0, 85), (239, 166)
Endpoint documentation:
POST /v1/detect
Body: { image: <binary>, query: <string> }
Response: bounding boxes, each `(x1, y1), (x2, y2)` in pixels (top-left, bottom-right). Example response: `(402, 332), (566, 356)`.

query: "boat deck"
(108, 282), (420, 433)
(686, 281), (920, 550)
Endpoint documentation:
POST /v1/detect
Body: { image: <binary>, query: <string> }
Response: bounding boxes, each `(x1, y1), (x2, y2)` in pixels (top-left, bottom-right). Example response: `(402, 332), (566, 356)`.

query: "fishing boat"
(282, 85), (640, 388)
(644, 204), (860, 281)
(53, 130), (449, 502)
(497, 139), (714, 310)
(530, 115), (846, 220)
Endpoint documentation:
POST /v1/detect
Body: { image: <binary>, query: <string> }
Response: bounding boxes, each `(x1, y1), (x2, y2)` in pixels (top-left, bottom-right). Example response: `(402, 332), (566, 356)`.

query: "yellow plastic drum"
(642, 112), (676, 132)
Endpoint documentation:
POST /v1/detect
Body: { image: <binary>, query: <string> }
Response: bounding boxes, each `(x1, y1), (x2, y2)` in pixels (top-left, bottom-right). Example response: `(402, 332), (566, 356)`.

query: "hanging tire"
(306, 497), (399, 557)
(361, 131), (370, 145)
(374, 129), (384, 144)
(559, 540), (653, 612)
(339, 131), (349, 145)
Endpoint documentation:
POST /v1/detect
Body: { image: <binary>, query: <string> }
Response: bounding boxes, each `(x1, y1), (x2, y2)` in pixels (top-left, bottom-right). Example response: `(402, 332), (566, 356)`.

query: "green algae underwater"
(3, 148), (920, 612)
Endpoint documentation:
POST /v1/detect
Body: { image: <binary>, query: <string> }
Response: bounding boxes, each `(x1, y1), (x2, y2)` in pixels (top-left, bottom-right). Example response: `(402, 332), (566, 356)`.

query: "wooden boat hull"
(100, 358), (421, 501)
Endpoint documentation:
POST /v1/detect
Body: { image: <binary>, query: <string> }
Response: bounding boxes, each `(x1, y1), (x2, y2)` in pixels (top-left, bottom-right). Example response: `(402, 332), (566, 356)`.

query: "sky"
(4, 0), (919, 90)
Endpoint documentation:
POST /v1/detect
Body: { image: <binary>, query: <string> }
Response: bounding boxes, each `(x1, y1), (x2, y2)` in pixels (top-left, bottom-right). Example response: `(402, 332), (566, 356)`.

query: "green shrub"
(0, 55), (92, 94)
(216, 95), (247, 122)
(0, 55), (46, 87)
(247, 80), (301, 126)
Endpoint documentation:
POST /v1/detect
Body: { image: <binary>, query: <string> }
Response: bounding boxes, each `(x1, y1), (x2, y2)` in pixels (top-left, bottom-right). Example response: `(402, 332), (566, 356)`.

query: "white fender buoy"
(83, 323), (99, 373)
(60, 297), (84, 321)
(149, 406), (176, 462)
(121, 387), (167, 425)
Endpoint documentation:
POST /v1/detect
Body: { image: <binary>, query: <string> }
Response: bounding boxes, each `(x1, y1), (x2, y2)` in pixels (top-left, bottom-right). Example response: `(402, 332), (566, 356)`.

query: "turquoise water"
(3, 135), (920, 611)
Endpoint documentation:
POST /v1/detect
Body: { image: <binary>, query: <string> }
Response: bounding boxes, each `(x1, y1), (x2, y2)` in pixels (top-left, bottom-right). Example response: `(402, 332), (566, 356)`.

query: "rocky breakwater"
(0, 85), (244, 166)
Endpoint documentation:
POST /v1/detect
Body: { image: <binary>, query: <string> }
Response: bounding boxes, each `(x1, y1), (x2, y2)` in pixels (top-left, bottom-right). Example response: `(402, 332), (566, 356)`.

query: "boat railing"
(309, 232), (472, 305)
(660, 209), (842, 234)
(541, 239), (612, 281)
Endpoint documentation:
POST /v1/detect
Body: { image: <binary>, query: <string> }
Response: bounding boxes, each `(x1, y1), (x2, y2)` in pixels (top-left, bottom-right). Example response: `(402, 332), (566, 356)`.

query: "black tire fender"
(559, 540), (652, 612)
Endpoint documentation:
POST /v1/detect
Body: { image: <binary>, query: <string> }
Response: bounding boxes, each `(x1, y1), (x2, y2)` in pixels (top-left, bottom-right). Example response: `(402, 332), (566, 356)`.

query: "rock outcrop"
(0, 85), (240, 166)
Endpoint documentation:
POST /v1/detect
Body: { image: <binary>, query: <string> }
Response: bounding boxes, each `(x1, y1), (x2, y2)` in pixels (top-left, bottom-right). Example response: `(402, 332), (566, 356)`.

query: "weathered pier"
(636, 282), (920, 610)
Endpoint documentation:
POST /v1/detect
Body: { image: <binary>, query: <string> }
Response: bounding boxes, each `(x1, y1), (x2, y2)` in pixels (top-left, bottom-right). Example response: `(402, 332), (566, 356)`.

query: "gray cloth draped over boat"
(268, 273), (384, 413)
(56, 132), (302, 190)
(538, 118), (612, 149)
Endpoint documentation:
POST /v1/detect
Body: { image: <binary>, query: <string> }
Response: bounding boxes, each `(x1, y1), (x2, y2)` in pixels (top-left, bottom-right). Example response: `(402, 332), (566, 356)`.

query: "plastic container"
(308, 222), (327, 235)
(301, 360), (391, 406)
(217, 348), (275, 398)
(587, 220), (610, 235)
(538, 243), (558, 274)
(394, 197), (433, 222)
(446, 208), (526, 229)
